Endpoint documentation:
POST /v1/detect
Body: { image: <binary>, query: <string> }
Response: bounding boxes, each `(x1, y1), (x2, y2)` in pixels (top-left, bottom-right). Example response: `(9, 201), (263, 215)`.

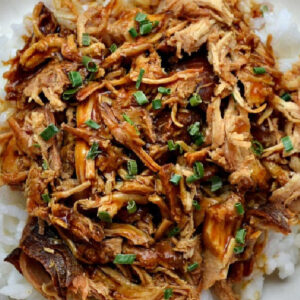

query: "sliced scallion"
(42, 194), (51, 203)
(168, 226), (180, 237)
(135, 12), (147, 22)
(281, 92), (292, 102)
(68, 71), (83, 88)
(133, 91), (149, 105)
(192, 200), (201, 211)
(98, 211), (112, 223)
(253, 67), (266, 75)
(86, 142), (101, 160)
(110, 43), (118, 53)
(114, 254), (136, 265)
(152, 99), (162, 110)
(136, 69), (145, 89)
(194, 162), (204, 178)
(164, 288), (173, 300)
(129, 27), (138, 38)
(189, 94), (202, 107)
(282, 136), (294, 152)
(170, 174), (182, 185)
(187, 262), (199, 272)
(235, 228), (246, 244)
(140, 22), (153, 35)
(127, 160), (138, 176)
(186, 174), (199, 184)
(42, 160), (49, 171)
(127, 200), (137, 214)
(235, 202), (244, 215)
(82, 56), (98, 73)
(234, 246), (245, 254)
(211, 176), (222, 192)
(40, 124), (59, 141)
(85, 119), (100, 130)
(167, 140), (177, 151)
(251, 140), (264, 156)
(62, 87), (80, 101)
(158, 87), (171, 95)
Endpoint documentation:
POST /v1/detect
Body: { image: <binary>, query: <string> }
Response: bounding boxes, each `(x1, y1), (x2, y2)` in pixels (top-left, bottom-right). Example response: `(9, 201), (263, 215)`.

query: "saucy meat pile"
(1, 0), (300, 299)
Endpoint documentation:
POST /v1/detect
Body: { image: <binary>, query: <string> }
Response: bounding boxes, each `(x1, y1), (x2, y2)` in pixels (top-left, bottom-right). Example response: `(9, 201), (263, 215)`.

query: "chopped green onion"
(194, 162), (204, 178)
(140, 22), (153, 35)
(42, 160), (49, 171)
(251, 140), (264, 156)
(211, 176), (222, 192)
(281, 92), (292, 102)
(168, 226), (180, 237)
(110, 43), (118, 53)
(186, 174), (199, 184)
(170, 174), (182, 185)
(136, 69), (145, 89)
(114, 254), (136, 265)
(281, 136), (294, 152)
(188, 122), (200, 137)
(187, 262), (199, 272)
(253, 67), (266, 75)
(234, 246), (245, 254)
(98, 211), (112, 223)
(195, 133), (204, 146)
(158, 87), (171, 95)
(82, 56), (98, 73)
(153, 20), (160, 28)
(40, 124), (59, 141)
(62, 87), (80, 101)
(152, 99), (162, 110)
(86, 142), (101, 160)
(85, 119), (100, 130)
(123, 114), (140, 135)
(42, 194), (51, 203)
(33, 144), (41, 148)
(133, 91), (149, 105)
(164, 288), (173, 300)
(68, 71), (83, 88)
(127, 160), (138, 176)
(129, 27), (138, 38)
(167, 140), (177, 151)
(135, 12), (147, 22)
(127, 200), (137, 214)
(192, 200), (201, 211)
(82, 33), (90, 46)
(235, 228), (246, 244)
(189, 94), (202, 107)
(260, 5), (269, 15)
(235, 203), (244, 215)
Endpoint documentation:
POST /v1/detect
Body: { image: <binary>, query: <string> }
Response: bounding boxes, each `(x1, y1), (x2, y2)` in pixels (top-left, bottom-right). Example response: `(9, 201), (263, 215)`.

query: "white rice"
(0, 1), (300, 300)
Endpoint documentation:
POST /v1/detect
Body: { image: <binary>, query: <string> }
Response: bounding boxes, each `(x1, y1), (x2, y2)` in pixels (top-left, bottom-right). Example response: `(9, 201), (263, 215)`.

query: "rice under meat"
(0, 0), (300, 300)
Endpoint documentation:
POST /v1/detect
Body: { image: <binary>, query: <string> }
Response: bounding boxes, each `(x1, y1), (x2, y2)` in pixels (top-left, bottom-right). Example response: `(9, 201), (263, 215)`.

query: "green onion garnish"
(40, 124), (59, 141)
(251, 140), (264, 156)
(140, 22), (153, 35)
(192, 200), (201, 211)
(86, 142), (101, 160)
(235, 228), (246, 244)
(123, 114), (140, 135)
(168, 226), (180, 237)
(110, 43), (118, 53)
(135, 12), (147, 22)
(234, 246), (245, 254)
(158, 87), (171, 95)
(281, 136), (294, 152)
(127, 160), (138, 176)
(164, 288), (173, 300)
(82, 33), (90, 46)
(68, 71), (83, 88)
(253, 67), (266, 75)
(136, 69), (145, 89)
(42, 160), (49, 171)
(186, 174), (199, 184)
(170, 174), (182, 185)
(152, 99), (162, 110)
(189, 94), (202, 107)
(211, 176), (222, 192)
(85, 119), (100, 130)
(167, 140), (177, 151)
(127, 200), (137, 214)
(153, 20), (160, 28)
(33, 144), (41, 148)
(194, 162), (204, 178)
(187, 262), (199, 272)
(98, 211), (112, 223)
(188, 122), (200, 136)
(235, 202), (244, 215)
(114, 254), (136, 265)
(129, 27), (138, 38)
(133, 91), (149, 105)
(82, 56), (98, 73)
(281, 93), (292, 102)
(42, 194), (51, 203)
(62, 87), (80, 101)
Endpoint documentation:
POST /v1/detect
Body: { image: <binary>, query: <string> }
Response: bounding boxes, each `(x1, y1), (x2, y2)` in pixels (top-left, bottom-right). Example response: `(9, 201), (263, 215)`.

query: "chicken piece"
(202, 193), (242, 289)
(211, 280), (239, 300)
(23, 61), (76, 111)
